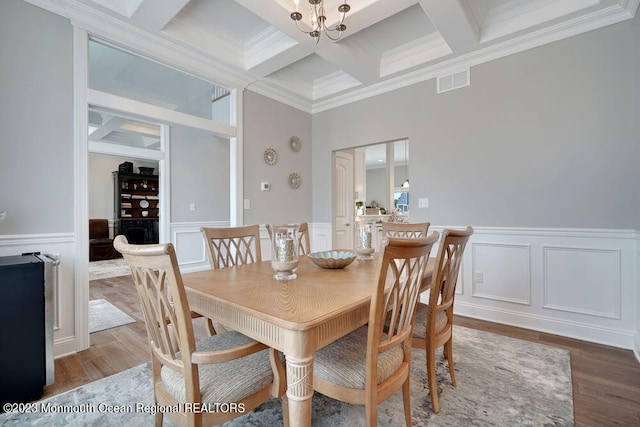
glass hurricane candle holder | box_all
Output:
[355,221,375,260]
[270,224,300,280]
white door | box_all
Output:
[333,151,354,249]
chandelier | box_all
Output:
[290,0,351,44]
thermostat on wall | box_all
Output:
[261,182,271,191]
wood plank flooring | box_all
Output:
[43,275,640,426]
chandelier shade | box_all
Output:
[290,0,351,44]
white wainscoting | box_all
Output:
[447,227,636,349]
[314,224,638,350]
[170,221,231,273]
[0,233,77,357]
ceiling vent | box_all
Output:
[437,69,470,94]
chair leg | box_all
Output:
[444,338,456,387]
[426,343,440,414]
[402,376,412,427]
[269,349,290,427]
[281,395,290,427]
[205,318,217,336]
[365,402,378,427]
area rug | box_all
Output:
[0,326,573,426]
[89,258,130,281]
[89,299,136,334]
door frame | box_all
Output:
[73,28,241,352]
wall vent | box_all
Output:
[437,69,470,94]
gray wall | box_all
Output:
[312,14,640,229]
[243,91,312,225]
[0,0,73,234]
[170,126,230,222]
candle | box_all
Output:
[277,238,295,261]
[359,230,372,249]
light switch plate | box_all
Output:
[418,198,429,208]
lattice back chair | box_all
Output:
[381,222,430,239]
[201,225,262,269]
[199,225,263,334]
[313,233,439,426]
[113,235,288,427]
[411,226,473,413]
[265,223,311,256]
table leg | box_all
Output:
[285,355,314,426]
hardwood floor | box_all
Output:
[44,275,640,426]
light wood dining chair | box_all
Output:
[113,235,288,427]
[381,221,430,239]
[265,222,311,256]
[411,226,473,413]
[201,225,262,269]
[313,233,439,426]
[200,225,263,334]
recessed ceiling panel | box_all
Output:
[341,4,436,61]
[163,0,276,66]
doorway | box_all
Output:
[333,139,410,248]
[333,150,355,249]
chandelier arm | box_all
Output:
[323,30,343,41]
[293,18,314,36]
[290,1,349,43]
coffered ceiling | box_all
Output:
[30,0,638,113]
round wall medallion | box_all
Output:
[264,148,278,165]
[288,172,301,189]
[289,136,302,152]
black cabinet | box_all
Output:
[113,171,159,244]
[0,254,55,404]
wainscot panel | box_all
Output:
[0,233,76,358]
[170,222,229,273]
[316,224,637,350]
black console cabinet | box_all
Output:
[113,171,159,244]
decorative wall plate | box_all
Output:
[139,199,150,208]
[288,172,301,189]
[264,148,278,165]
[289,136,301,152]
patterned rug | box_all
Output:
[0,326,573,426]
[89,259,130,281]
[89,299,136,333]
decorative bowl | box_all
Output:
[308,250,357,269]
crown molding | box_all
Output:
[24,0,638,115]
[25,0,252,91]
[380,33,452,77]
[247,80,313,114]
[311,0,638,113]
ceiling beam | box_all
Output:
[315,43,379,85]
[88,115,127,141]
[130,0,191,31]
[418,0,479,52]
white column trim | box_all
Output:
[73,26,90,352]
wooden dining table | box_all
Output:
[183,253,435,426]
